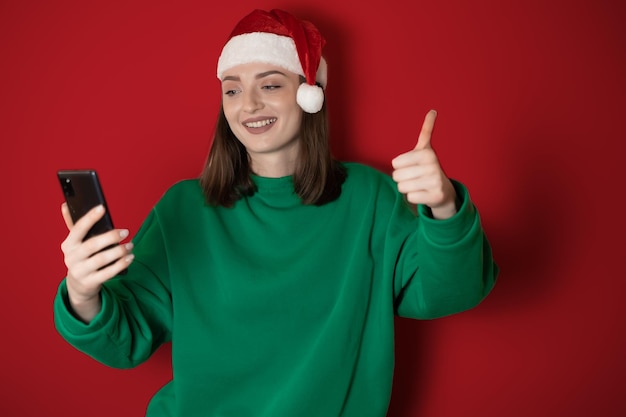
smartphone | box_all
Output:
[57,169,127,274]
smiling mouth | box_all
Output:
[244,118,277,128]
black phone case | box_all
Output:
[57,169,127,274]
[57,170,114,240]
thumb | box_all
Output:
[61,203,75,230]
[415,109,437,150]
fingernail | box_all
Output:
[120,229,129,239]
[95,205,104,213]
[125,242,134,250]
[125,254,135,263]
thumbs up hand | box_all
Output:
[391,110,458,219]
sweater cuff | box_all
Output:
[417,180,478,246]
[54,279,115,337]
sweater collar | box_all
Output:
[251,174,295,192]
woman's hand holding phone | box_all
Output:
[60,203,134,323]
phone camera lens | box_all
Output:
[62,178,75,197]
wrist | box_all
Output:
[429,182,459,220]
[430,200,457,220]
[68,291,102,324]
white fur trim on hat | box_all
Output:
[217,32,303,80]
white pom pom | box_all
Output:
[297,84,324,113]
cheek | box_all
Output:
[288,108,303,131]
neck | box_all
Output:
[250,157,296,178]
[248,143,300,178]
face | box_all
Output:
[221,62,303,176]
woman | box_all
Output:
[55,9,498,417]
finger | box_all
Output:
[405,190,434,206]
[82,228,130,256]
[414,109,437,150]
[84,241,134,273]
[391,146,438,169]
[392,164,431,183]
[396,174,440,196]
[67,205,106,243]
[64,229,130,278]
[396,178,427,195]
[73,249,134,291]
[88,253,134,283]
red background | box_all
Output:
[1,0,625,416]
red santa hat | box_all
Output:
[217,9,327,113]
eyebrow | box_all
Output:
[222,70,287,82]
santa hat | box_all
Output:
[217,9,327,113]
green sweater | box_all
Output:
[54,162,497,417]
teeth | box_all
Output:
[244,118,276,128]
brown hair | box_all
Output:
[199,100,346,207]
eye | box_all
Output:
[223,89,239,96]
[262,84,281,91]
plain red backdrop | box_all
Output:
[1,0,625,416]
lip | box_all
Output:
[241,117,277,134]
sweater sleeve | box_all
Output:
[53,208,173,369]
[392,180,498,319]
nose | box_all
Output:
[242,89,263,113]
